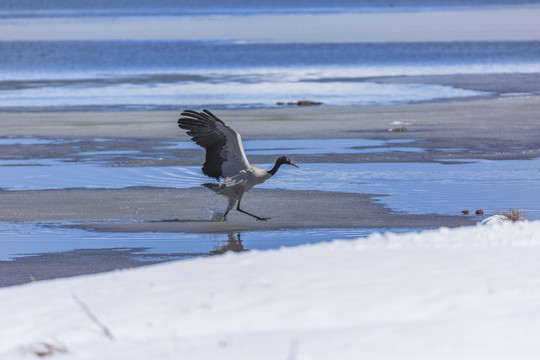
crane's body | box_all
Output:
[177,109,298,221]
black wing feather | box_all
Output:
[178,109,227,180]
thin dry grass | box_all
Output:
[501,208,528,222]
[31,342,68,357]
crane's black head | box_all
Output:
[269,156,299,175]
[277,156,299,168]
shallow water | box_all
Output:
[2,138,539,219]
[1,135,539,284]
[0,222,408,262]
[160,138,424,155]
[273,160,540,218]
[1,135,538,283]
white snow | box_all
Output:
[481,214,514,225]
[2,221,540,359]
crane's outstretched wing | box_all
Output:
[177,109,250,180]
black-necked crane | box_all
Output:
[177,109,298,221]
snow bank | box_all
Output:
[481,214,513,225]
[2,222,540,359]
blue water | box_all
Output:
[3,41,540,76]
[2,40,539,111]
[2,138,539,219]
[0,222,413,262]
[1,0,538,18]
[1,1,540,111]
[3,159,540,218]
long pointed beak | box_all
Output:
[289,161,299,168]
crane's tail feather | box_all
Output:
[202,183,221,193]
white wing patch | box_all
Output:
[219,126,251,179]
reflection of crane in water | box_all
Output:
[210,233,248,255]
[177,109,298,221]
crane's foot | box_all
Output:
[236,206,269,221]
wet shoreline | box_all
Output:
[0,188,476,231]
[1,97,539,154]
[1,96,539,287]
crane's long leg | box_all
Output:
[236,194,269,221]
[222,197,237,221]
